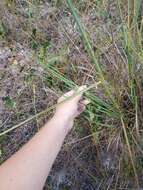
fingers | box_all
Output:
[81,99,90,105]
[58,85,87,104]
[56,86,90,120]
[58,90,74,103]
[77,102,86,115]
[73,85,87,103]
[77,98,90,115]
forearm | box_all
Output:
[0,116,70,190]
[0,86,86,190]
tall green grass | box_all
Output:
[1,0,143,188]
[65,0,142,188]
[66,0,122,115]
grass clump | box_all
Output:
[66,0,143,188]
[0,0,143,189]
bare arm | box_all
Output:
[0,86,87,190]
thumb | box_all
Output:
[73,85,87,103]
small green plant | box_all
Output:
[3,96,16,109]
[0,23,5,37]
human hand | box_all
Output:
[54,86,89,125]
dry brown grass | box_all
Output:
[0,0,143,189]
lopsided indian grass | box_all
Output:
[66,0,121,116]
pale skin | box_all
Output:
[0,86,88,190]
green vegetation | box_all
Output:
[0,0,143,189]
